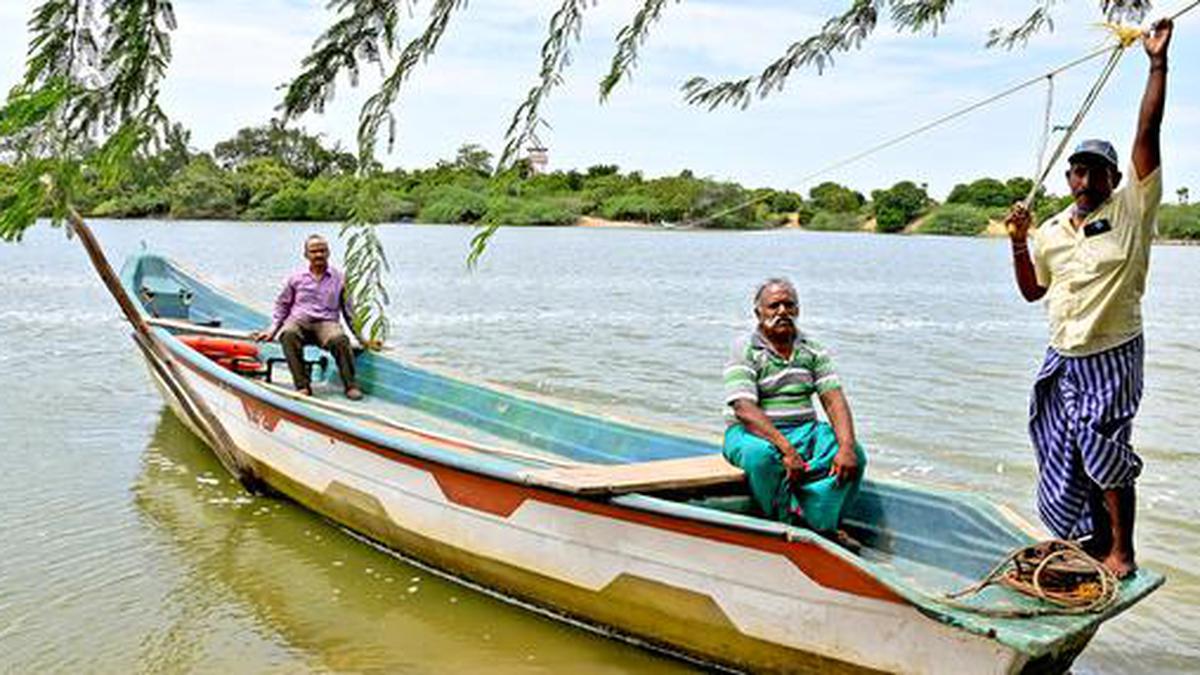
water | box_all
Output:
[1,220,1197,673]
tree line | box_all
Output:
[1,119,1195,240]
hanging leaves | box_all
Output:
[1,0,177,239]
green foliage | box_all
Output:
[767,190,804,213]
[599,193,662,221]
[418,185,488,223]
[449,143,494,175]
[231,158,298,209]
[255,184,309,221]
[484,195,582,226]
[303,175,358,221]
[794,202,817,226]
[947,178,1008,207]
[871,181,929,233]
[167,156,236,219]
[1034,194,1074,224]
[1,0,179,241]
[214,120,355,179]
[91,190,169,218]
[809,181,863,213]
[946,176,1043,209]
[1157,204,1200,240]
[682,2,1150,109]
[920,203,994,236]
[340,213,391,344]
[805,210,861,232]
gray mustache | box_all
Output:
[765,315,795,328]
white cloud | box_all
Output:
[1,0,1197,196]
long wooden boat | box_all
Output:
[109,248,1161,674]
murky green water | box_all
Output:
[1,221,1196,673]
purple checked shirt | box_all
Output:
[268,267,355,338]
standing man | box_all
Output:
[722,278,866,545]
[251,234,377,400]
[1005,19,1173,578]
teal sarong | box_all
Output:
[723,421,866,531]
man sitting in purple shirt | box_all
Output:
[251,234,376,400]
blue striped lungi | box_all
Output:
[1029,335,1144,539]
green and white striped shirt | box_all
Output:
[724,330,841,427]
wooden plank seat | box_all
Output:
[521,453,745,495]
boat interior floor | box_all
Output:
[224,355,1008,591]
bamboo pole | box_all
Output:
[68,211,265,493]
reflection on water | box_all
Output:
[1,221,1197,673]
[131,411,693,674]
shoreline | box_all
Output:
[76,214,1200,244]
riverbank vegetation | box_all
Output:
[2,120,1196,239]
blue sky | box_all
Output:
[1,0,1197,200]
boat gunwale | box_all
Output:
[118,250,1165,659]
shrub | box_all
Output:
[90,191,170,218]
[303,175,357,221]
[920,203,993,236]
[598,193,663,222]
[767,190,804,213]
[809,181,864,213]
[378,192,418,221]
[484,196,582,226]
[805,210,861,231]
[254,184,309,220]
[417,185,487,223]
[168,157,237,219]
[1157,204,1200,240]
[872,181,929,233]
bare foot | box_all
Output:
[344,386,364,401]
[1101,551,1137,579]
[822,529,863,554]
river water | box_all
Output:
[1,221,1196,673]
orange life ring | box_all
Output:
[179,334,260,359]
[215,356,269,375]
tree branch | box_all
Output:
[600,0,677,101]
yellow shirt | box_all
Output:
[1030,165,1162,356]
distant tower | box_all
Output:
[526,131,548,174]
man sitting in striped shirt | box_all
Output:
[723,278,866,543]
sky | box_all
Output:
[1,0,1197,200]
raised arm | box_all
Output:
[1132,18,1172,181]
[1005,204,1047,302]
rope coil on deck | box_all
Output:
[943,539,1120,618]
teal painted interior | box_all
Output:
[121,252,1165,660]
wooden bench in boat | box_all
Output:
[521,454,745,495]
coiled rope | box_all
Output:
[940,539,1120,618]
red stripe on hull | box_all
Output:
[429,467,528,517]
[241,396,283,432]
[166,343,904,604]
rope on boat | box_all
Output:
[940,539,1120,618]
[686,0,1200,228]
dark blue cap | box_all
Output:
[1068,139,1119,170]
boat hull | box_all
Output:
[133,330,1078,675]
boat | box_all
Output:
[94,238,1161,674]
